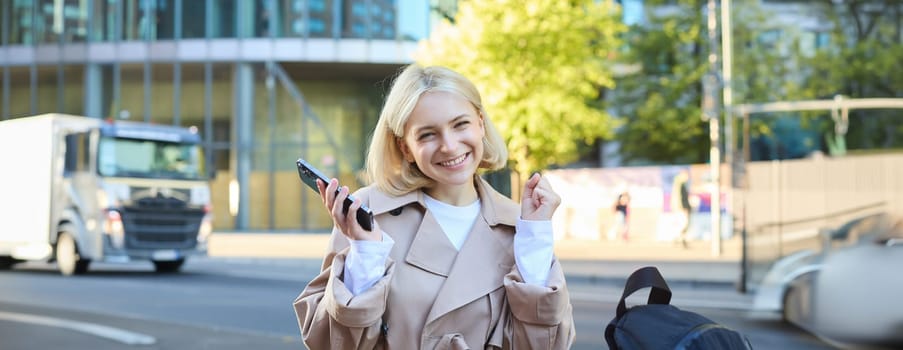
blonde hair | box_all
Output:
[365,64,508,196]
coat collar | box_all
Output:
[367,175,519,227]
[474,175,519,227]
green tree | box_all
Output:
[725,1,822,161]
[793,0,903,151]
[723,0,902,159]
[415,0,626,178]
[610,0,708,164]
[612,0,787,164]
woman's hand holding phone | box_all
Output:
[317,178,382,241]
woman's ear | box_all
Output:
[478,111,486,136]
[396,137,414,163]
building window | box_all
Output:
[154,0,175,39]
[280,0,305,37]
[351,23,365,37]
[815,32,830,49]
[0,1,25,45]
[309,0,326,13]
[309,18,325,35]
[342,0,396,39]
[90,0,116,41]
[307,0,334,38]
[181,0,206,38]
[758,29,789,57]
[209,0,236,38]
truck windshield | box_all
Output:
[97,137,206,180]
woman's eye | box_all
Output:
[417,132,435,140]
[455,121,470,128]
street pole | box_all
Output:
[721,0,737,285]
[721,0,733,197]
[705,0,722,257]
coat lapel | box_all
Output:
[425,216,511,324]
[404,209,458,277]
[367,186,460,277]
[425,177,520,324]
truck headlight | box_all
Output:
[198,204,213,243]
[103,209,125,248]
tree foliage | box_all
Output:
[725,0,903,158]
[612,0,788,164]
[610,0,709,164]
[724,0,824,160]
[792,0,903,150]
[414,0,626,177]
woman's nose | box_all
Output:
[439,134,457,152]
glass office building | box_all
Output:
[0,0,439,231]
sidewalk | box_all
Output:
[207,232,743,288]
[554,237,742,288]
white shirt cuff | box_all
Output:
[344,232,394,296]
[514,219,554,286]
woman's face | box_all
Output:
[400,91,485,190]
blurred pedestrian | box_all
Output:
[607,191,630,241]
[292,64,575,349]
[671,169,691,248]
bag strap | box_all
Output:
[615,266,672,318]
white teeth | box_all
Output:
[439,153,467,167]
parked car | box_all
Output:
[752,213,903,349]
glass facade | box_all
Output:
[0,0,426,231]
[0,0,408,43]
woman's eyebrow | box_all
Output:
[412,124,435,135]
[411,114,470,134]
[449,114,469,123]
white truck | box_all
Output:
[0,114,213,275]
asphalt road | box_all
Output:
[0,257,834,349]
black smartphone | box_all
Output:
[296,158,374,231]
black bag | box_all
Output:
[604,266,753,350]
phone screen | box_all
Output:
[295,158,374,231]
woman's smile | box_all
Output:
[437,152,471,168]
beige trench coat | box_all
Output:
[293,177,575,349]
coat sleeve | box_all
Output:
[500,257,575,349]
[293,228,396,350]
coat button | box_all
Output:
[389,207,403,216]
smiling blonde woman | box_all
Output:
[293,64,575,349]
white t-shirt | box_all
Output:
[423,193,480,250]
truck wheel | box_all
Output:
[153,259,185,273]
[56,231,90,276]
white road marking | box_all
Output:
[0,311,156,345]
